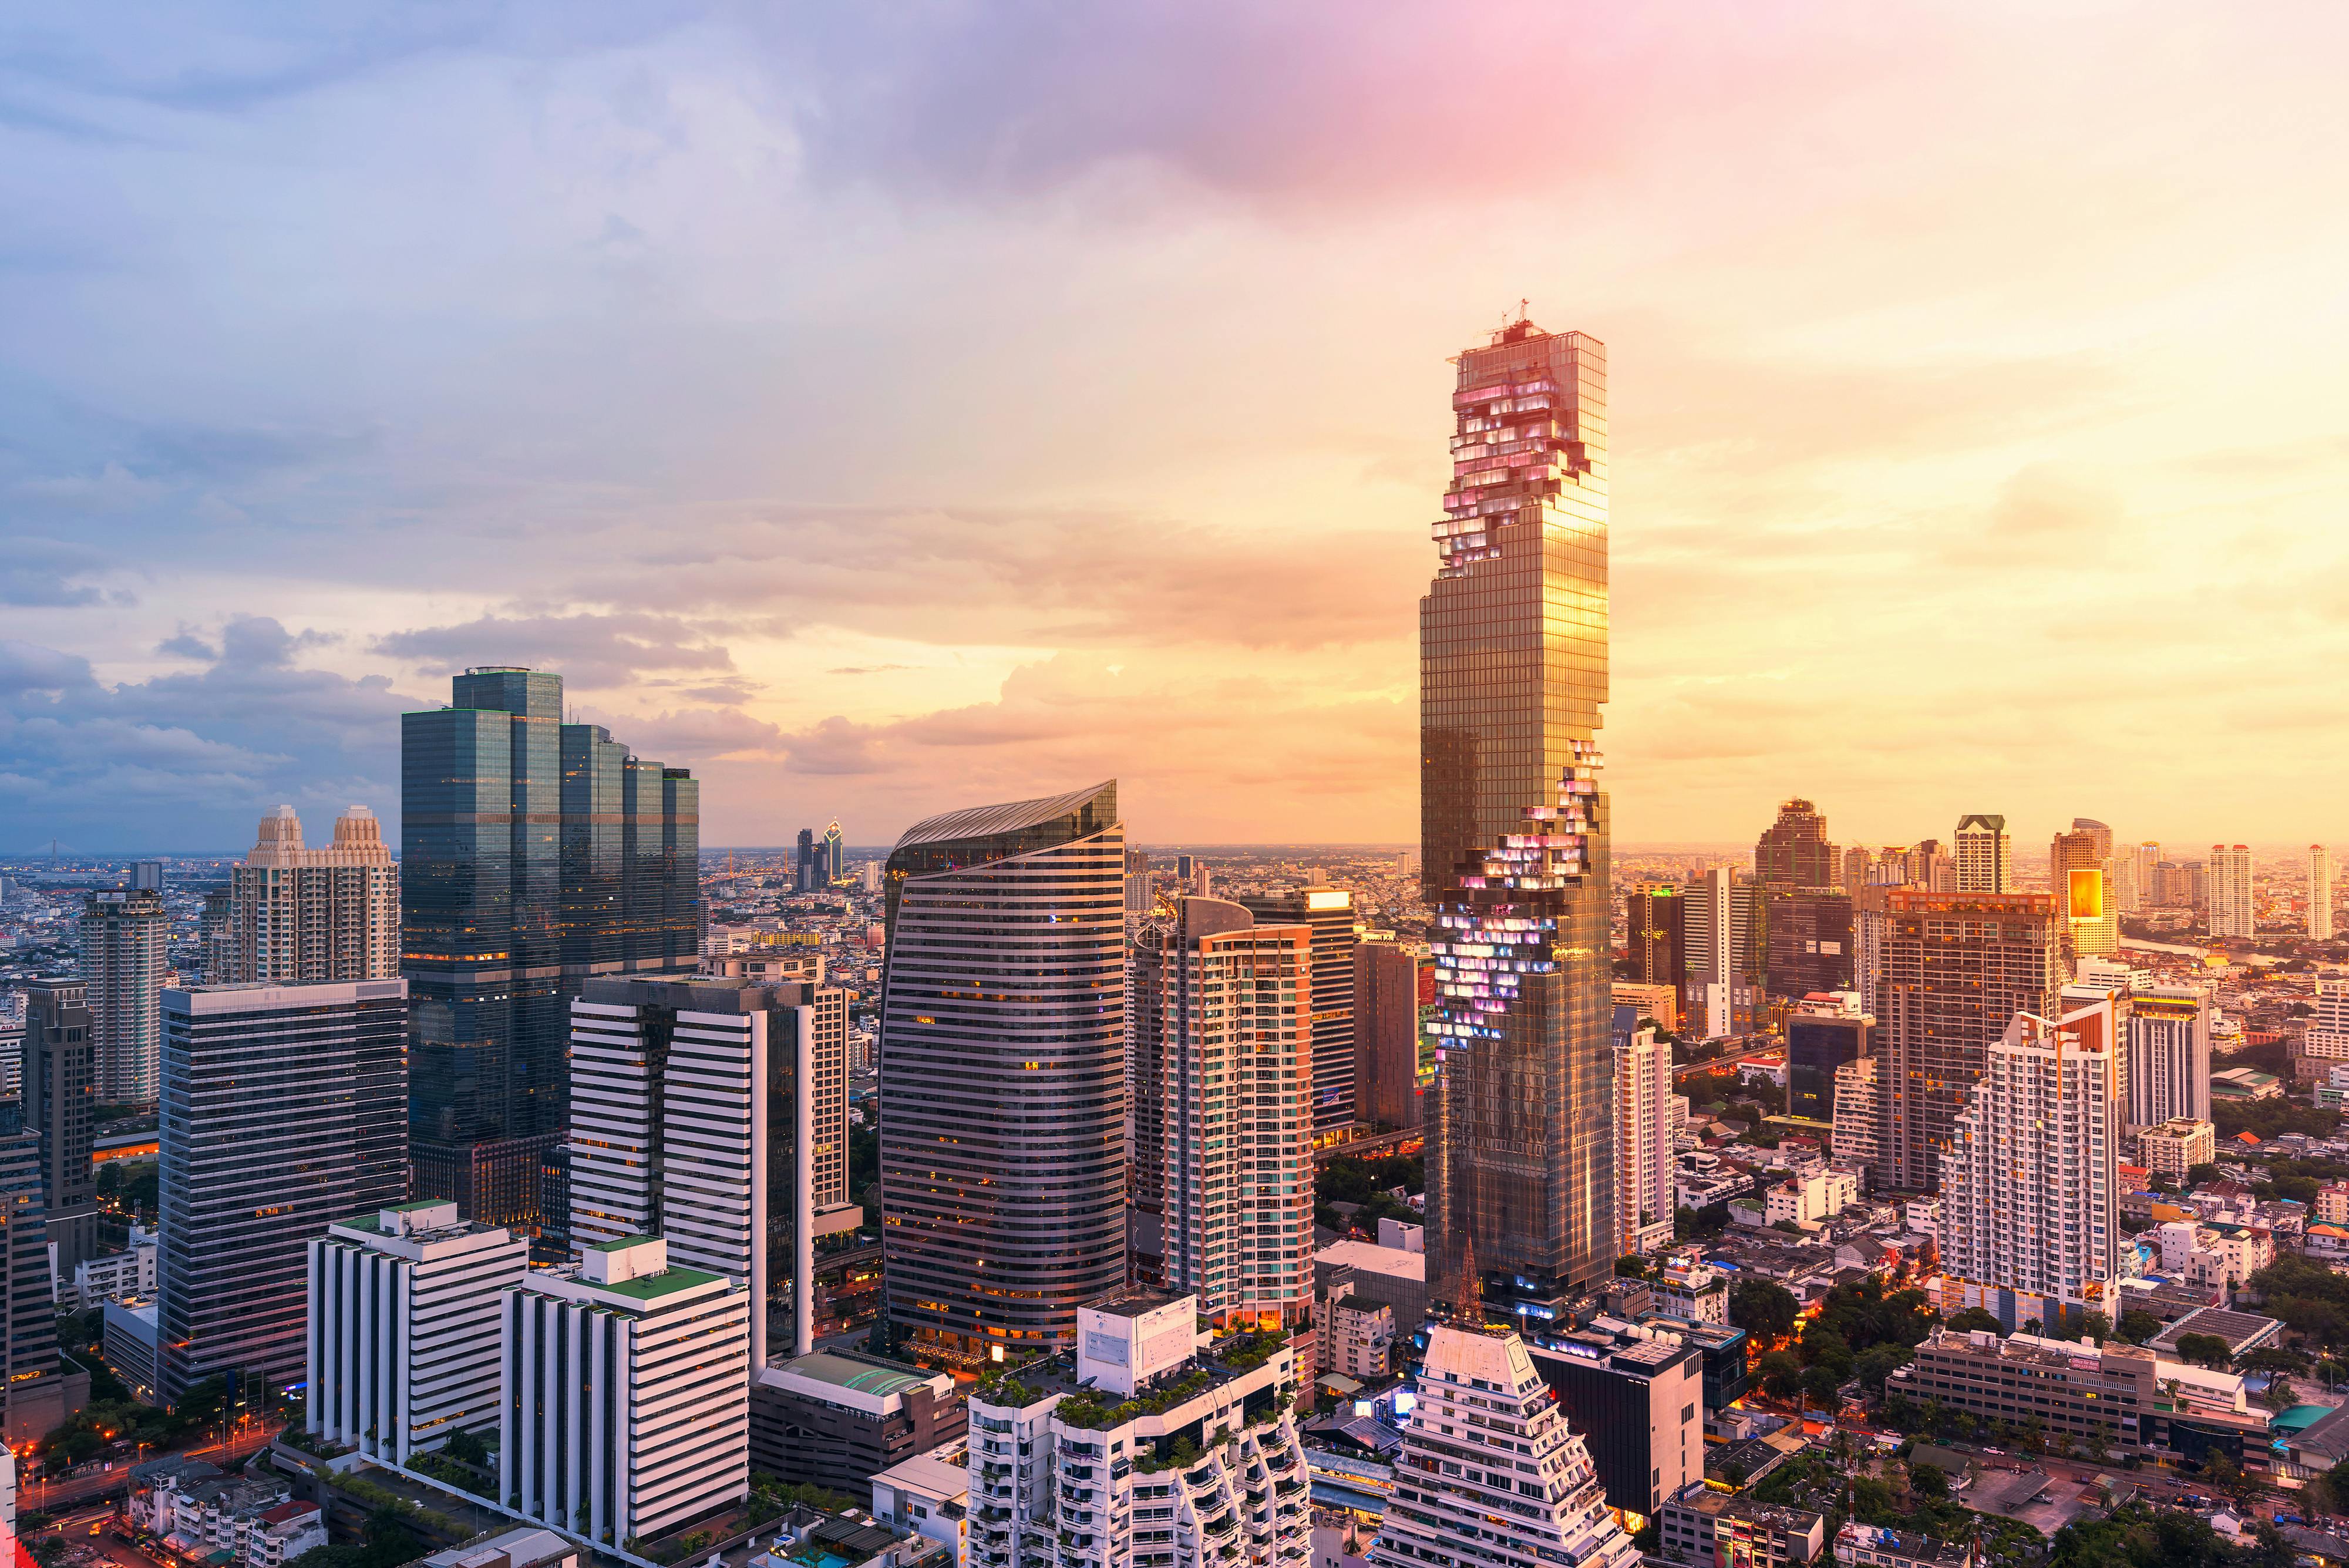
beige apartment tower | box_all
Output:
[210,805,399,984]
[2208,844,2254,939]
[1954,814,2011,894]
[2313,845,2334,941]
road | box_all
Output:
[21,1425,281,1515]
[25,1504,170,1568]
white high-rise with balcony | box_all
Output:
[1613,1021,1674,1256]
[1954,814,2011,894]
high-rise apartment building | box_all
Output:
[1954,815,2011,894]
[1829,1058,1878,1170]
[2208,844,2254,938]
[2123,984,2213,1128]
[2051,823,2118,961]
[1612,1011,1673,1256]
[1123,848,1153,927]
[1421,315,1614,1315]
[1354,941,1422,1131]
[569,975,855,1367]
[1872,889,2059,1193]
[159,980,408,1401]
[2113,841,2160,914]
[499,1235,750,1547]
[210,805,398,984]
[1754,798,1836,889]
[879,782,1125,1365]
[1237,883,1358,1130]
[1157,901,1315,1331]
[1627,886,1684,989]
[130,860,163,893]
[1367,1325,1638,1568]
[0,1101,80,1444]
[402,667,701,1227]
[1940,999,2128,1331]
[23,979,100,1274]
[1903,839,1956,893]
[306,1200,529,1463]
[1126,922,1171,1280]
[80,888,166,1107]
[2313,845,2335,941]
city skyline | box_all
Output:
[8,6,2349,849]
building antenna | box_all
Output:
[1519,297,1530,322]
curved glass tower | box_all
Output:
[879,780,1126,1366]
[1421,318,1615,1312]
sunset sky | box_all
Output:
[7,2,2349,852]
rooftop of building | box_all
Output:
[423,1526,578,1568]
[1089,1285,1186,1317]
[972,1323,1293,1419]
[1666,1483,1823,1532]
[1837,1521,1974,1565]
[1313,1239,1425,1284]
[2150,1307,2283,1357]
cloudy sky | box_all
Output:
[6,2,2349,853]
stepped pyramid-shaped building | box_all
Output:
[1368,1324,1640,1568]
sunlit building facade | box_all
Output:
[1420,316,1615,1314]
[2313,844,2335,941]
[2209,844,2254,938]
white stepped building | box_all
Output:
[1367,1324,1640,1568]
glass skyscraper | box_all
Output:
[1420,318,1614,1313]
[402,667,701,1229]
[877,780,1125,1367]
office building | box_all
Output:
[1657,1490,1823,1568]
[2125,983,2213,1128]
[2136,1118,2216,1184]
[1785,1003,1867,1129]
[210,806,398,985]
[963,1290,1311,1568]
[1419,315,1617,1315]
[305,1201,529,1463]
[158,980,408,1401]
[824,822,844,886]
[1613,1011,1673,1256]
[0,1018,18,1101]
[1953,815,2010,894]
[569,975,857,1368]
[1529,1324,1704,1516]
[23,978,101,1274]
[1367,1325,1637,1568]
[1939,999,2126,1329]
[1627,886,1685,988]
[82,887,167,1107]
[1761,887,1852,998]
[1354,943,1422,1130]
[879,781,1125,1366]
[1156,900,1315,1330]
[2050,823,2118,961]
[1754,798,1835,889]
[748,1351,957,1494]
[1680,867,1761,1040]
[795,828,816,893]
[0,1101,85,1444]
[402,667,700,1228]
[2313,845,2334,941]
[2209,844,2254,938]
[1237,883,1359,1130]
[499,1235,751,1547]
[1890,1327,2262,1457]
[1872,889,2059,1193]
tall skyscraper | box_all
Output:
[23,980,100,1274]
[1755,798,1836,888]
[402,667,700,1227]
[795,827,816,893]
[1125,920,1171,1280]
[2123,983,2213,1128]
[1953,815,2011,893]
[159,979,408,1401]
[823,821,844,886]
[1367,1325,1638,1568]
[2313,845,2335,941]
[2209,844,2254,938]
[1156,900,1315,1331]
[1354,941,1422,1131]
[1872,889,2059,1193]
[569,975,853,1366]
[1627,886,1684,989]
[80,888,166,1107]
[210,805,398,984]
[2050,823,2118,963]
[1236,882,1359,1129]
[1939,998,2127,1331]
[1421,316,1613,1314]
[0,1100,78,1444]
[1611,1009,1672,1256]
[879,781,1125,1365]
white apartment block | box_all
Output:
[499,1237,750,1549]
[209,805,398,984]
[1365,1325,1638,1568]
[1160,916,1317,1331]
[307,1200,527,1464]
[2135,1118,2216,1183]
[1940,1000,2129,1325]
[2155,1220,2274,1293]
[2208,844,2255,938]
[1764,1167,1858,1227]
[1954,814,2011,894]
[964,1290,1311,1568]
[1830,1058,1877,1170]
[72,1227,157,1309]
[1315,1283,1395,1383]
[1650,1262,1729,1325]
[1614,1022,1674,1256]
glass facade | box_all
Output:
[159,980,408,1401]
[1421,320,1615,1308]
[878,781,1126,1365]
[1785,1013,1867,1125]
[401,667,701,1229]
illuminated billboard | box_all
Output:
[2068,868,2104,921]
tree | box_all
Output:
[1802,1364,1844,1412]
[1945,1307,2002,1335]
[2073,1310,2111,1345]
[2115,1309,2162,1345]
[2186,1162,2223,1187]
[1908,1461,1949,1500]
[1731,1279,1799,1341]
[1855,1343,1915,1392]
[2022,1317,2044,1336]
[1799,1323,1855,1379]
[1758,1350,1805,1402]
[2173,1332,2234,1370]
